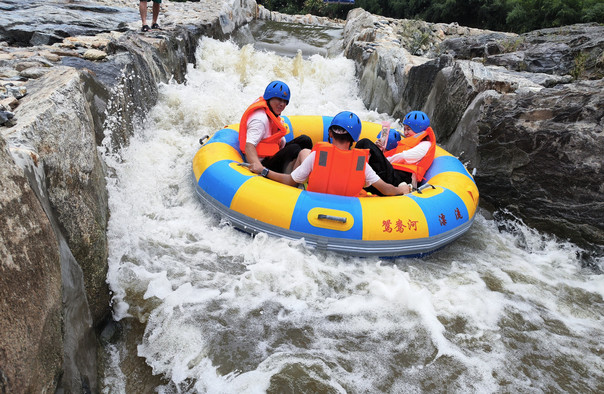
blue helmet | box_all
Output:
[330,111,362,141]
[263,81,291,102]
[402,111,430,133]
[377,128,402,151]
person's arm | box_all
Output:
[387,141,430,164]
[265,169,298,186]
[245,143,264,174]
[372,179,411,196]
[245,114,269,174]
[264,151,314,187]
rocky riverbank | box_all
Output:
[1,0,258,391]
[1,0,602,391]
[341,9,603,255]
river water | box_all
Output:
[101,22,604,393]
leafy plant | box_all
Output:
[571,51,588,80]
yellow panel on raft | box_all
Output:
[193,141,242,181]
[360,196,430,241]
[429,172,479,219]
[307,208,354,232]
[286,116,325,143]
[230,175,302,229]
[359,121,384,140]
[434,145,453,158]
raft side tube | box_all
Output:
[194,180,475,257]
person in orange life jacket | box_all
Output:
[356,110,434,195]
[240,81,313,175]
[263,111,412,196]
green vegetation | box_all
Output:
[257,0,604,33]
[571,51,587,79]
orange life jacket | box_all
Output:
[307,142,369,197]
[238,97,289,157]
[384,126,436,182]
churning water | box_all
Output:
[102,34,604,393]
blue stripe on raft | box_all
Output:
[322,116,334,141]
[290,192,364,239]
[424,156,474,182]
[207,128,241,152]
[408,188,469,237]
[282,116,294,142]
[198,160,252,207]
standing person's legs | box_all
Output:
[139,0,149,31]
[151,0,161,28]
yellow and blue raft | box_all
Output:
[192,116,479,257]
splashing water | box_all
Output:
[103,37,604,393]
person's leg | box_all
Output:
[287,135,313,151]
[286,135,312,171]
[139,0,149,29]
[151,0,160,27]
[262,135,313,173]
[356,138,412,195]
[394,169,412,185]
[261,144,300,173]
[356,138,396,183]
[292,148,311,171]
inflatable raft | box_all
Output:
[192,116,479,257]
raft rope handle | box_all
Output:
[317,214,347,223]
[199,135,210,145]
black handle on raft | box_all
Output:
[318,214,347,223]
[416,183,436,194]
[199,135,209,145]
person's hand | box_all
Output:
[375,138,385,150]
[249,161,264,174]
[397,182,412,195]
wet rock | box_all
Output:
[19,66,50,79]
[11,67,111,325]
[257,4,344,27]
[449,79,604,248]
[0,136,63,393]
[83,48,107,60]
[1,82,27,99]
[441,23,604,79]
[39,50,61,62]
[14,60,48,71]
[0,0,139,46]
[0,108,15,125]
[0,96,18,109]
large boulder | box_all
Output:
[484,23,604,79]
[424,60,571,141]
[0,136,63,392]
[12,67,112,325]
[342,9,604,252]
[448,80,604,248]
